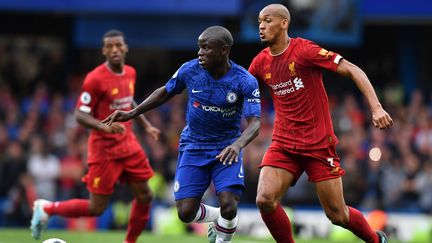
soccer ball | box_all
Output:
[42,238,66,243]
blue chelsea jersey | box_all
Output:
[165,59,261,151]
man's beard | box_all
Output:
[260,39,270,47]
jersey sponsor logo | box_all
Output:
[226,92,238,103]
[111,88,119,96]
[252,89,260,97]
[248,89,261,103]
[289,61,297,76]
[265,73,271,79]
[80,92,91,104]
[192,88,203,93]
[270,77,304,96]
[293,78,304,90]
[109,96,133,110]
[247,98,261,103]
[174,181,180,192]
[194,100,237,117]
[318,48,334,59]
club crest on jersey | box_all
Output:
[111,88,119,96]
[226,92,238,103]
[289,61,297,76]
[174,181,180,192]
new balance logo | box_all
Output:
[293,78,304,90]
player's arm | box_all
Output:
[102,86,173,125]
[74,109,125,134]
[336,59,393,129]
[132,100,161,141]
[216,116,260,165]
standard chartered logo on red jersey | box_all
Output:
[110,96,133,110]
[269,77,304,96]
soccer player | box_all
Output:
[30,30,161,243]
[248,4,393,243]
[103,26,261,243]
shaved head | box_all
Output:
[200,26,233,48]
[260,4,290,23]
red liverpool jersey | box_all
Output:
[249,38,343,150]
[76,63,142,162]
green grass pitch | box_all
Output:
[0,229,399,243]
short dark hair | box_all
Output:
[203,26,233,48]
[102,29,125,43]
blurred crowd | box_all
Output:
[1,35,432,229]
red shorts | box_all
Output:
[82,150,154,195]
[260,141,345,185]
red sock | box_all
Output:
[260,204,294,243]
[44,199,92,217]
[345,207,378,243]
[125,200,151,243]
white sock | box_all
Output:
[215,215,238,243]
[193,203,220,223]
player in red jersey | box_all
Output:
[248,4,393,243]
[30,30,161,243]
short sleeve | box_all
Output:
[165,65,186,95]
[242,75,261,118]
[76,74,101,114]
[248,55,262,82]
[301,39,343,72]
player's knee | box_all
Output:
[256,193,278,212]
[177,208,195,223]
[89,204,107,216]
[135,190,153,204]
[219,201,238,220]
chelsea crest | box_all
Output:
[226,92,238,103]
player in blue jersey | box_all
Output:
[103,26,261,243]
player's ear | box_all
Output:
[221,44,230,56]
[281,19,289,30]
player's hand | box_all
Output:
[101,122,125,134]
[372,107,393,129]
[216,144,241,165]
[145,126,161,141]
[102,110,133,125]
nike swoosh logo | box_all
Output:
[238,174,244,178]
[192,89,203,93]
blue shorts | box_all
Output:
[173,149,245,200]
